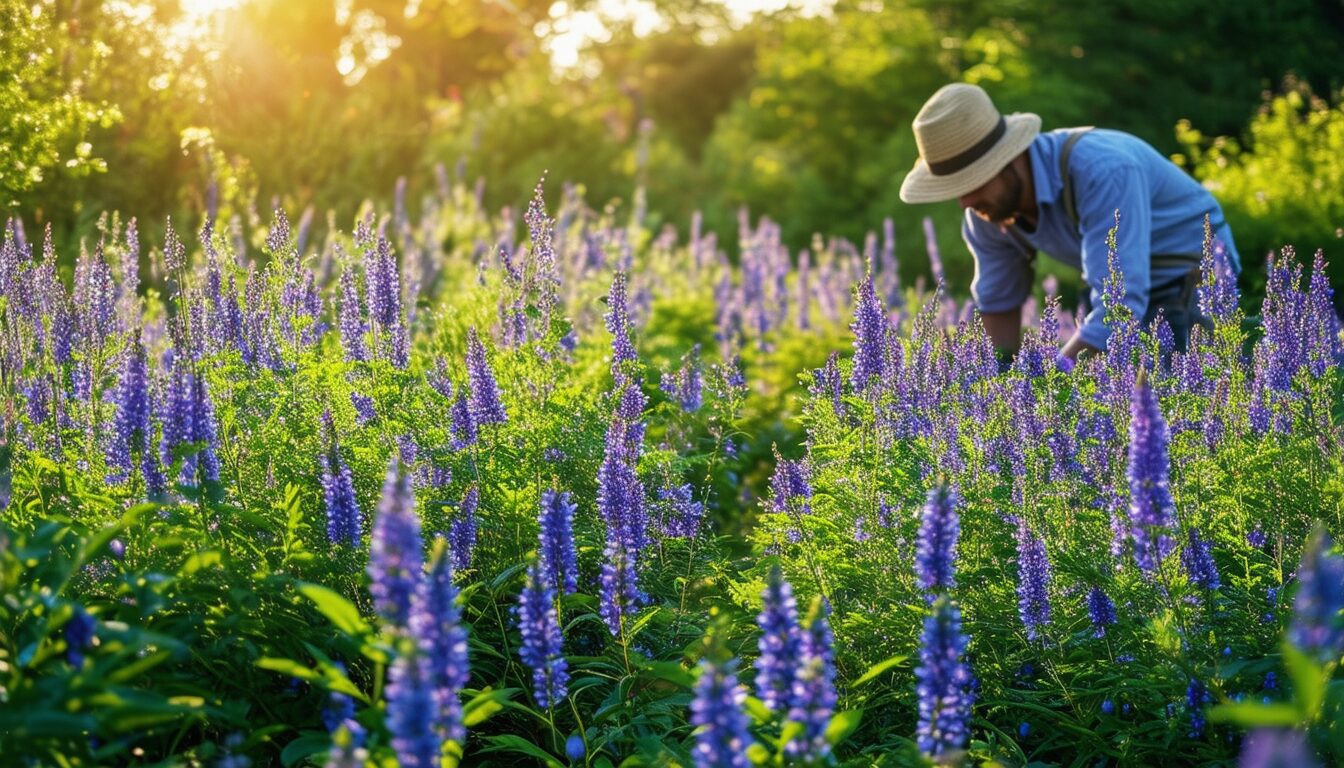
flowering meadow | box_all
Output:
[1,174,1342,768]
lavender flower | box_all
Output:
[1181,528,1221,591]
[538,489,578,595]
[755,567,803,711]
[787,601,837,761]
[1289,530,1344,660]
[1086,586,1118,638]
[368,460,423,627]
[690,656,753,768]
[449,486,479,572]
[410,539,469,746]
[599,541,643,636]
[1127,371,1176,575]
[916,485,960,596]
[916,598,975,758]
[1015,521,1052,642]
[465,327,507,425]
[516,560,568,708]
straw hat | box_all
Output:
[899,83,1041,204]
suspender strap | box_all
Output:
[1059,127,1093,232]
[1059,128,1199,269]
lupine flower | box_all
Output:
[606,271,638,372]
[1288,530,1344,660]
[516,560,569,708]
[364,236,401,332]
[160,366,221,486]
[321,664,356,733]
[351,393,377,425]
[1186,678,1208,738]
[1198,222,1239,324]
[1238,729,1319,768]
[850,273,887,392]
[657,483,704,539]
[65,605,97,667]
[1181,528,1221,591]
[690,655,753,768]
[465,327,507,425]
[787,601,837,761]
[1247,526,1266,549]
[410,540,469,746]
[338,264,368,362]
[659,344,704,412]
[1086,586,1118,638]
[449,485,479,572]
[106,335,158,487]
[599,541,643,636]
[385,642,439,768]
[565,735,585,762]
[755,567,802,711]
[1015,521,1052,642]
[321,417,362,547]
[916,598,975,758]
[1127,371,1176,575]
[770,452,813,517]
[368,461,422,627]
[916,485,960,596]
[538,489,578,595]
[449,390,477,449]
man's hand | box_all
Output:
[1059,332,1101,363]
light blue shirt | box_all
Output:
[963,128,1240,349]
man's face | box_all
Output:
[958,163,1022,229]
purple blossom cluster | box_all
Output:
[516,560,568,708]
[690,655,754,768]
[1126,372,1176,575]
[916,485,959,597]
[538,489,579,595]
[915,597,975,758]
[1015,521,1052,642]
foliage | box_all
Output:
[1177,77,1344,303]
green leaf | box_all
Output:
[297,582,371,637]
[637,659,695,689]
[463,687,518,727]
[824,709,863,746]
[1208,701,1301,727]
[478,734,563,767]
[1283,643,1328,720]
[852,654,908,686]
[281,732,333,768]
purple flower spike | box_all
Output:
[516,560,568,708]
[754,567,802,712]
[1015,521,1052,642]
[690,655,753,768]
[368,460,423,628]
[916,485,960,597]
[1086,586,1118,638]
[410,539,469,746]
[465,327,507,425]
[449,486,479,573]
[915,598,975,758]
[538,489,578,595]
[787,601,837,761]
[1127,371,1176,575]
[1289,530,1344,660]
[1181,528,1221,591]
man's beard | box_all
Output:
[984,165,1022,225]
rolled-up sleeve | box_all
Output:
[1075,163,1151,350]
[963,211,1033,314]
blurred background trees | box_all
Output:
[4,0,1343,294]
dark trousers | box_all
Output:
[1079,261,1206,353]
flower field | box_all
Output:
[1,176,1342,768]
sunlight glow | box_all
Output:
[178,0,243,17]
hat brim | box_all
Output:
[899,113,1041,204]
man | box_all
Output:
[898,83,1240,362]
